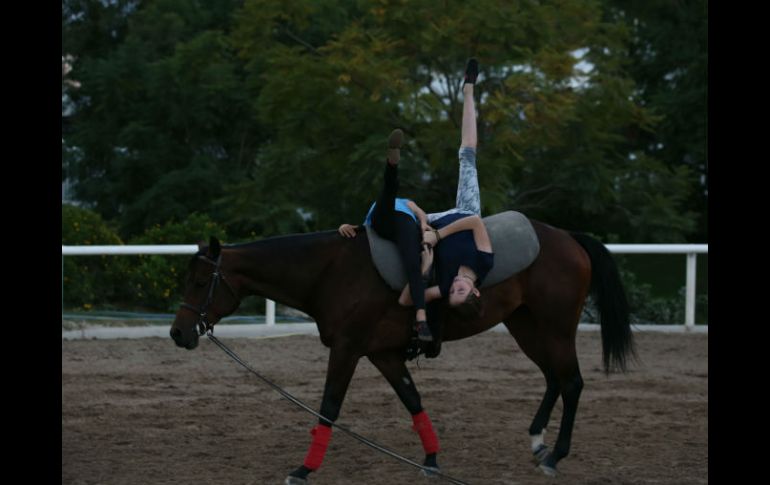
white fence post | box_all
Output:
[685,253,697,329]
[266,299,276,326]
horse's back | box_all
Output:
[528,220,592,275]
[522,220,592,320]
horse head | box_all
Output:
[170,236,242,349]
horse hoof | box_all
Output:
[538,463,558,477]
[533,448,558,476]
[421,466,440,478]
[284,476,308,485]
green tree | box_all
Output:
[220,0,696,242]
[604,0,707,241]
[62,0,136,59]
[62,204,130,309]
[127,212,228,311]
[65,0,258,238]
[64,0,704,244]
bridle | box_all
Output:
[179,253,238,336]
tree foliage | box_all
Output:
[63,0,706,244]
[126,212,228,311]
[62,204,129,308]
[64,0,257,236]
[604,0,707,241]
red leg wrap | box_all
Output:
[412,411,440,454]
[303,424,333,470]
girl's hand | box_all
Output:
[423,229,439,248]
[338,224,358,238]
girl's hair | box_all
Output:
[450,291,483,320]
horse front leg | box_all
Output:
[368,351,440,475]
[285,346,360,485]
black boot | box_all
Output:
[416,320,433,342]
[387,128,403,165]
[464,58,478,85]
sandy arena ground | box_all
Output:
[62,330,707,484]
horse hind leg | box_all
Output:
[503,310,583,477]
[502,312,559,471]
[528,372,560,465]
[549,363,583,470]
[285,346,360,485]
[533,349,583,476]
[367,351,440,476]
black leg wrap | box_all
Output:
[288,465,312,479]
[422,452,440,476]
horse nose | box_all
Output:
[170,328,182,341]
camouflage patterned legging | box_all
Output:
[426,147,480,223]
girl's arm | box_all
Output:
[398,285,443,306]
[406,200,432,233]
[426,215,492,252]
[425,285,442,302]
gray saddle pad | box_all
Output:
[365,210,540,291]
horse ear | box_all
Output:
[208,236,221,259]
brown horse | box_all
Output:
[170,217,634,482]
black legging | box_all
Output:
[370,162,426,311]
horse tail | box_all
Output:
[570,232,636,374]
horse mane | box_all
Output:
[186,230,345,269]
[223,230,344,250]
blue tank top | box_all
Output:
[363,198,417,225]
[432,212,494,297]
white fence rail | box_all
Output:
[62,243,708,328]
